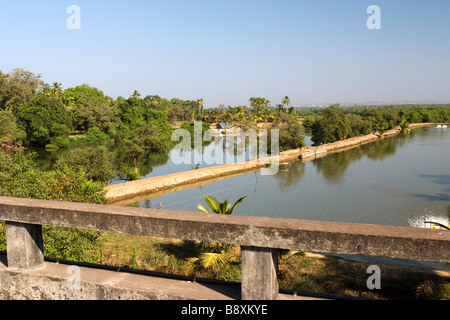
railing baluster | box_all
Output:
[5,221,44,270]
[241,246,279,300]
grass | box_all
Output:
[98,232,242,282]
[97,233,450,300]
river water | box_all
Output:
[130,126,450,229]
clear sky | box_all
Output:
[1,0,449,108]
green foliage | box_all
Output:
[0,110,26,144]
[0,222,5,251]
[81,127,111,143]
[197,195,247,215]
[0,151,107,203]
[0,68,44,114]
[61,84,118,133]
[249,97,270,113]
[307,104,450,145]
[180,121,211,147]
[18,93,71,148]
[55,145,115,184]
[42,227,103,263]
[190,195,247,273]
[311,104,349,145]
[274,113,306,151]
[115,122,172,180]
[0,151,107,261]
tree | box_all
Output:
[55,145,116,184]
[275,114,306,151]
[0,68,44,114]
[0,151,107,263]
[61,84,118,133]
[258,107,274,124]
[282,96,291,109]
[0,110,26,145]
[52,82,63,96]
[197,98,204,116]
[311,104,349,145]
[118,122,172,178]
[170,105,181,124]
[249,97,270,113]
[131,90,141,99]
[18,93,71,148]
[345,113,373,136]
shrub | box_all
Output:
[0,151,107,262]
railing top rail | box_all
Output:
[1,196,449,263]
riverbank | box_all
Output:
[105,122,448,202]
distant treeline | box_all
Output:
[300,104,450,145]
[0,68,211,181]
[1,68,449,179]
[0,69,304,180]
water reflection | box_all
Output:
[313,150,361,185]
[362,137,400,161]
[272,161,305,190]
[131,127,450,228]
[313,132,418,185]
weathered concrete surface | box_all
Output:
[1,197,449,263]
[241,247,279,300]
[5,222,44,270]
[0,255,314,300]
[105,123,449,202]
[1,196,448,300]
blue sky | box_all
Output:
[1,0,449,107]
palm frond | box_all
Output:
[204,195,220,213]
[199,252,229,269]
[226,195,247,215]
[197,203,209,214]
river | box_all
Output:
[129,126,450,229]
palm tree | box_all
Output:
[282,96,291,109]
[249,97,270,113]
[197,98,204,116]
[190,195,247,272]
[52,82,63,95]
[131,90,141,99]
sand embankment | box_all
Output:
[106,153,301,202]
[105,122,447,202]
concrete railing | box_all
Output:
[1,196,449,300]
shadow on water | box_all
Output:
[413,174,450,202]
[412,193,450,202]
[417,174,450,186]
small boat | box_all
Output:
[443,125,447,128]
[437,125,442,128]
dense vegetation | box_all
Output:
[301,104,450,145]
[0,151,107,262]
[0,69,308,182]
[1,68,449,299]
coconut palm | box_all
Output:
[282,95,291,108]
[131,90,141,99]
[52,82,63,95]
[197,98,204,115]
